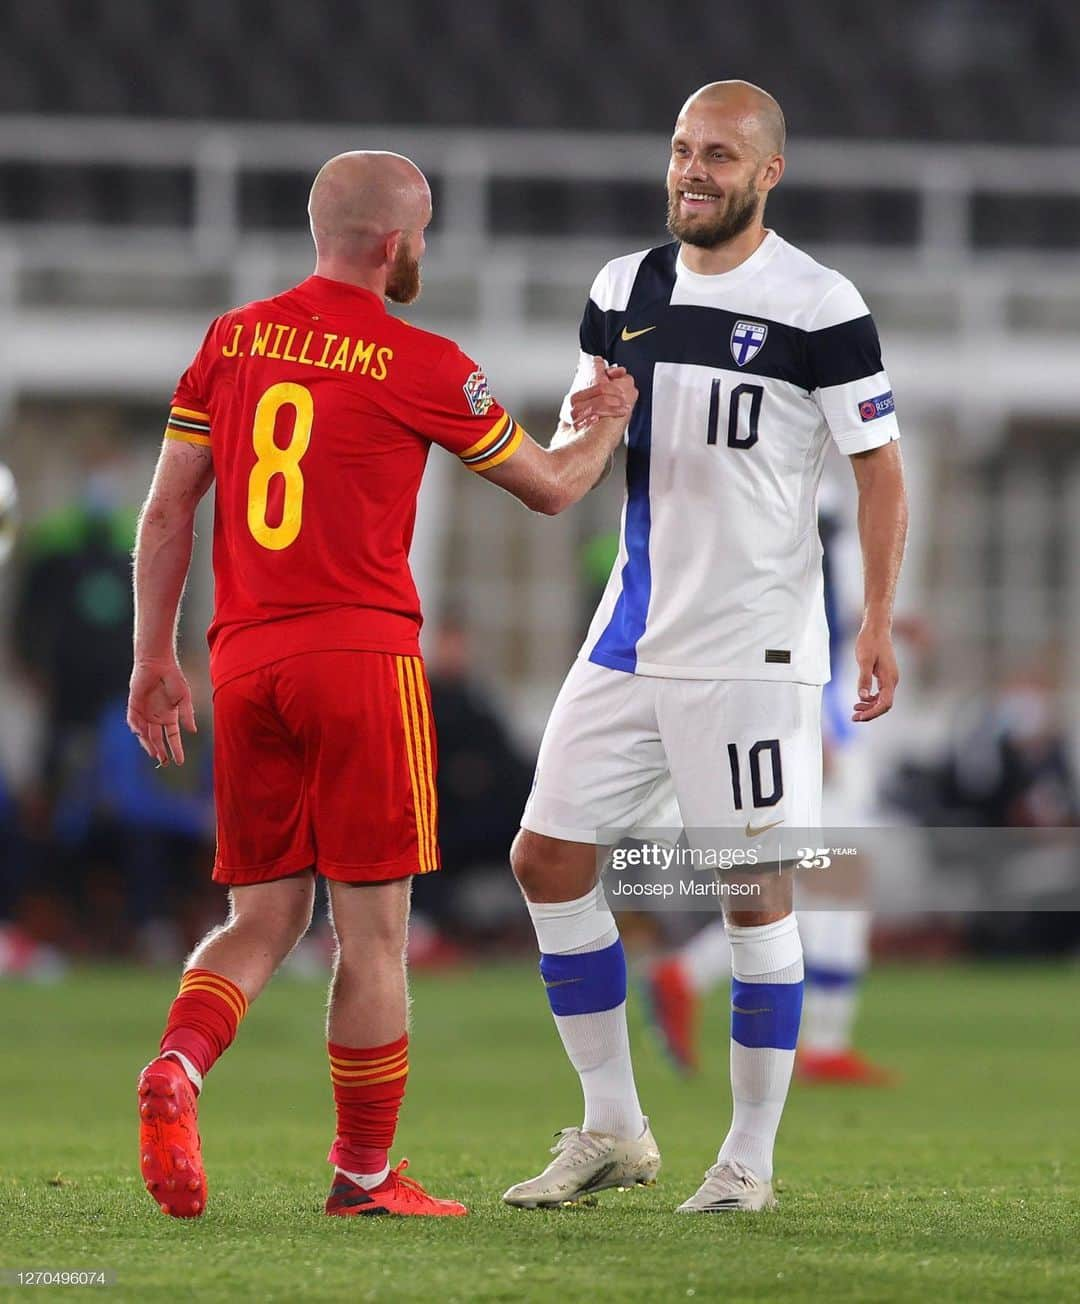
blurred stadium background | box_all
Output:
[0,0,1078,974]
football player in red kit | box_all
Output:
[129,150,635,1218]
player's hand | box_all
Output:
[569,357,638,429]
[852,624,899,723]
[127,659,197,766]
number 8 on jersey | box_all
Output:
[247,382,313,551]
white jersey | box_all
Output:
[559,230,900,684]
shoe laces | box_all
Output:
[702,1157,758,1190]
[549,1127,611,1166]
[385,1159,432,1206]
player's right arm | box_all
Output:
[417,341,635,515]
[479,359,635,514]
[128,323,219,766]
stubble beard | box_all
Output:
[666,178,761,249]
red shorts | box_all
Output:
[211,650,439,885]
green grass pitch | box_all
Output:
[1,961,1077,1302]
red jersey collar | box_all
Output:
[294,275,387,315]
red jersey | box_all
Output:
[164,276,523,687]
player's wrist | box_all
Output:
[859,609,893,636]
[132,650,179,671]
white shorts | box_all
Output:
[522,659,823,844]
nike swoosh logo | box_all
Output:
[543,977,583,988]
[744,819,784,839]
[620,325,656,341]
[731,1005,772,1015]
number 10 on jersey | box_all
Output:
[707,379,763,449]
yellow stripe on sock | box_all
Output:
[329,1054,409,1079]
[179,973,247,1024]
[178,982,245,1026]
[328,1048,408,1071]
[181,969,248,1015]
[331,1065,409,1088]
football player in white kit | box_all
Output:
[502,81,907,1213]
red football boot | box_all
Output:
[797,1048,897,1086]
[325,1160,467,1217]
[138,1056,207,1217]
[642,957,699,1074]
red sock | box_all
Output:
[160,968,248,1084]
[327,1035,409,1175]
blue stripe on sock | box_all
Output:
[731,978,803,1050]
[539,939,627,1017]
[804,964,860,990]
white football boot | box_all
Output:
[502,1119,661,1208]
[675,1158,777,1213]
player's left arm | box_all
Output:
[849,440,908,723]
[128,439,214,765]
[809,277,908,723]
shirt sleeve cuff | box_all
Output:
[458,413,524,472]
[164,406,212,445]
[831,418,899,456]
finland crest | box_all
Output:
[730,320,768,367]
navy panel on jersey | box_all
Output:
[807,314,886,390]
[589,246,678,672]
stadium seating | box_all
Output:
[1,0,1078,234]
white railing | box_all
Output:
[4,115,1080,259]
[3,116,1080,409]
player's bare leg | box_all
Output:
[323,877,465,1217]
[503,830,660,1209]
[676,876,801,1213]
[139,872,316,1217]
[186,872,317,999]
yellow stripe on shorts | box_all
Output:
[395,656,436,873]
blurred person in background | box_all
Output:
[50,658,215,963]
[127,149,636,1220]
[13,439,137,801]
[0,460,65,980]
[413,609,534,959]
[943,664,1078,829]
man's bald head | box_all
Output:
[678,81,786,159]
[308,151,431,258]
[666,80,786,253]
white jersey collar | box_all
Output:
[675,229,782,291]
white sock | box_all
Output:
[337,1163,390,1190]
[798,909,870,1053]
[162,1049,203,1094]
[677,916,732,994]
[527,890,645,1139]
[717,915,804,1182]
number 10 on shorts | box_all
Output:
[727,739,783,810]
